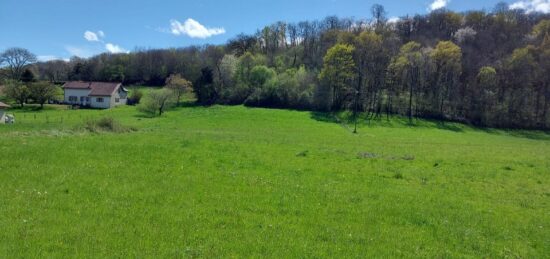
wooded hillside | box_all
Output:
[8,4,550,129]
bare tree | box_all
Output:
[371,4,388,30]
[1,48,37,80]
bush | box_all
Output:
[127,89,144,105]
[83,117,136,133]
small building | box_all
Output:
[0,102,10,124]
[63,81,128,109]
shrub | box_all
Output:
[127,89,144,105]
[83,117,136,133]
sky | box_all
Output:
[0,0,548,61]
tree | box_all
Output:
[388,42,426,123]
[4,80,29,107]
[371,4,387,32]
[20,68,36,83]
[319,44,356,110]
[127,89,143,106]
[353,31,386,117]
[504,47,537,127]
[0,48,37,80]
[431,41,462,117]
[138,89,174,116]
[28,81,59,108]
[472,66,498,125]
[165,74,192,105]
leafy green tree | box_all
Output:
[471,66,498,125]
[387,42,427,123]
[504,47,537,126]
[138,89,174,116]
[20,68,36,83]
[249,65,276,88]
[4,80,29,107]
[28,81,60,108]
[431,41,462,117]
[319,44,356,110]
[353,31,385,115]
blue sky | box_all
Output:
[0,0,547,61]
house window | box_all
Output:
[115,98,120,103]
[80,96,86,102]
[96,98,104,103]
[86,97,90,102]
[69,96,78,102]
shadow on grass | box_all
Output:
[310,112,340,124]
[435,121,464,132]
[309,111,550,140]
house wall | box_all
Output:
[112,88,128,107]
[64,89,91,105]
[64,85,127,109]
[90,96,112,109]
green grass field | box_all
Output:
[1,101,549,257]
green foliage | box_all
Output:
[249,65,276,88]
[319,44,357,110]
[18,10,550,129]
[165,74,192,105]
[3,79,29,107]
[127,89,144,105]
[28,81,60,108]
[20,69,36,83]
[532,19,550,41]
[138,88,174,116]
[431,41,462,116]
[244,66,315,109]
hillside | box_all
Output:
[1,104,549,257]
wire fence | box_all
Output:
[7,109,117,126]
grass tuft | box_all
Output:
[82,117,136,133]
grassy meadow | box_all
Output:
[0,99,549,257]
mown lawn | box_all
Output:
[0,103,549,257]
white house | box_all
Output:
[63,81,128,109]
[0,102,10,124]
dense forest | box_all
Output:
[3,3,550,129]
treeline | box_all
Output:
[4,3,550,129]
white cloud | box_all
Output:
[429,0,450,11]
[388,17,400,24]
[84,30,106,42]
[84,31,99,42]
[169,18,225,39]
[105,43,129,54]
[37,55,67,62]
[510,0,550,13]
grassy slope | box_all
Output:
[0,104,549,258]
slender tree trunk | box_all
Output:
[544,83,549,129]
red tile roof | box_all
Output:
[0,102,10,109]
[63,81,124,97]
